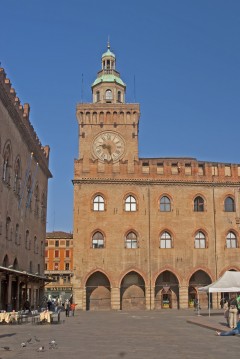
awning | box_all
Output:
[0,266,54,282]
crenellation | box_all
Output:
[74,156,240,184]
[0,67,49,165]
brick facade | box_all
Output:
[0,67,52,311]
[72,45,240,311]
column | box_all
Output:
[145,286,155,310]
[111,287,120,310]
[179,285,189,309]
[0,274,2,309]
[7,274,13,311]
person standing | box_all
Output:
[228,294,238,329]
[70,303,77,316]
[64,299,70,317]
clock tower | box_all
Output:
[76,43,140,171]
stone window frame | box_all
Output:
[194,230,207,249]
[92,231,105,249]
[226,231,238,248]
[159,230,173,249]
[125,231,138,249]
[224,196,235,212]
[194,196,205,212]
[124,194,137,212]
[93,194,105,212]
[159,195,172,212]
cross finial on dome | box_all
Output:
[107,35,110,49]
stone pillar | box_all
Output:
[0,274,2,309]
[145,286,155,310]
[15,277,20,311]
[111,287,120,310]
[179,285,189,309]
[7,274,13,311]
[74,287,84,311]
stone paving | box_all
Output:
[0,309,239,359]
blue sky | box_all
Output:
[1,0,240,233]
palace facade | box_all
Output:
[0,67,52,311]
[72,44,240,310]
[45,231,73,302]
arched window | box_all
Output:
[125,232,138,248]
[6,217,11,241]
[15,224,19,245]
[34,185,39,216]
[224,197,235,212]
[160,196,171,212]
[3,143,11,184]
[93,195,105,211]
[226,231,237,248]
[105,89,112,100]
[41,193,46,222]
[125,195,137,212]
[14,158,21,195]
[160,231,172,248]
[34,236,38,253]
[26,175,32,209]
[25,230,29,249]
[194,196,204,212]
[194,231,206,248]
[92,231,104,248]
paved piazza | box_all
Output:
[0,310,239,359]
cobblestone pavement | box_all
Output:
[0,309,239,359]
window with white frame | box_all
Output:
[160,231,172,248]
[125,232,138,248]
[125,195,137,212]
[194,231,206,248]
[226,231,237,248]
[93,195,105,211]
[92,231,104,248]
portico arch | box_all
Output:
[120,271,146,310]
[155,270,179,309]
[85,271,111,311]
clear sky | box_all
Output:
[1,0,240,233]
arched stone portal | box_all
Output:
[155,271,179,309]
[120,271,146,310]
[189,270,212,308]
[85,271,111,311]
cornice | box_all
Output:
[72,177,240,187]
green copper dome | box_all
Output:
[102,48,115,58]
[92,74,125,87]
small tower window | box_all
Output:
[105,89,112,100]
[96,91,100,102]
[117,91,121,103]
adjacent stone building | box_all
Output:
[0,67,52,311]
[44,231,73,302]
[72,44,240,311]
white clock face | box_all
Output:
[92,131,125,162]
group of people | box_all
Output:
[217,293,240,336]
[64,299,77,317]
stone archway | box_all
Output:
[189,270,212,308]
[155,271,179,309]
[120,271,145,310]
[85,271,111,311]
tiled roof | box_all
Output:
[46,231,73,239]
